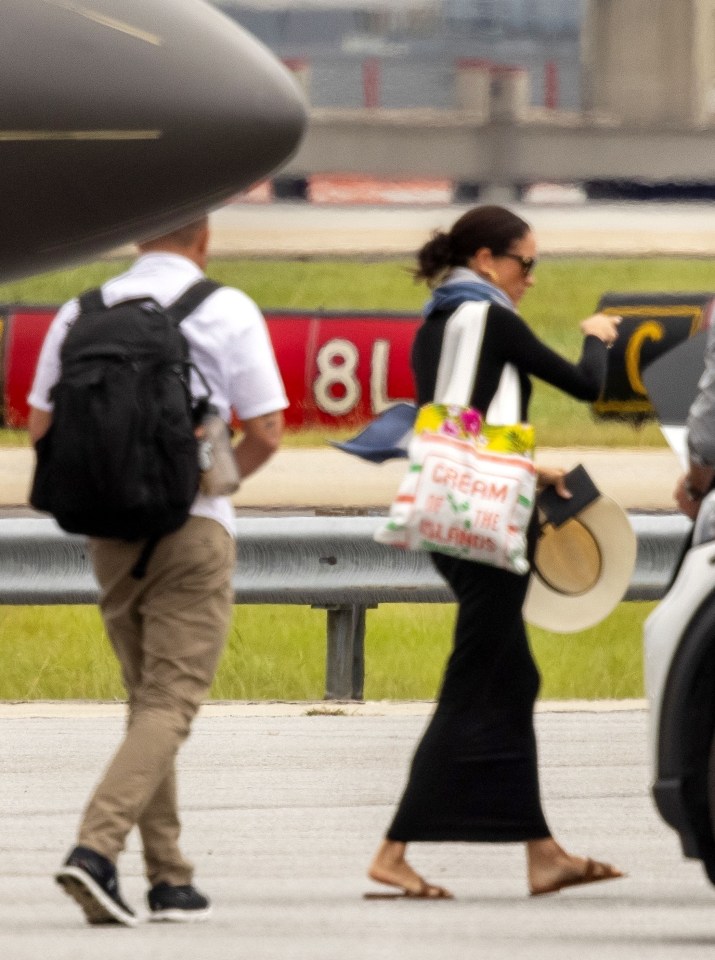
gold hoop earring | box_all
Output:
[483,268,499,283]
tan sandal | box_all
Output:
[364,879,454,900]
[530,858,624,897]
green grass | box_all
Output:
[3,254,712,447]
[0,255,682,700]
[4,255,715,316]
[0,600,651,702]
[0,428,30,446]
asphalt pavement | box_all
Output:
[2,703,714,960]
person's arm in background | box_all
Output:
[31,404,284,485]
[675,324,715,519]
[26,300,79,446]
[675,461,714,520]
[233,409,284,482]
[27,408,53,443]
[219,287,288,484]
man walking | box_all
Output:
[27,216,287,925]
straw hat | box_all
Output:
[523,494,637,634]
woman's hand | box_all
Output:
[580,312,622,347]
[536,466,572,499]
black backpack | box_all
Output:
[30,278,220,572]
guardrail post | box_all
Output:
[317,603,368,700]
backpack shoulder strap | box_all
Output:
[78,288,105,314]
[168,279,222,325]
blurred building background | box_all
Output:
[213,1,715,202]
[215,0,586,110]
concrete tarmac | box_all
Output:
[0,444,682,513]
[2,703,715,959]
[206,200,715,257]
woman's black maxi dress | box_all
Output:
[386,300,608,843]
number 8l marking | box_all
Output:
[313,338,362,415]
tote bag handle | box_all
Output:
[433,300,521,425]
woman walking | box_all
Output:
[367,205,624,899]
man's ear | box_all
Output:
[194,225,210,267]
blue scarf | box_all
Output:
[332,271,515,463]
[423,268,514,318]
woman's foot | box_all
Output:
[366,840,453,899]
[527,838,624,896]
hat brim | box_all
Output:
[523,495,636,634]
[329,402,416,463]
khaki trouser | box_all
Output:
[79,516,236,886]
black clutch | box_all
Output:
[537,463,601,528]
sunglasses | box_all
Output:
[501,253,538,277]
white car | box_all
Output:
[644,474,715,883]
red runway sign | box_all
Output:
[1,308,421,429]
[5,293,713,431]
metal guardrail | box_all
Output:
[0,514,693,699]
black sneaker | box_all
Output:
[55,845,137,927]
[147,882,212,922]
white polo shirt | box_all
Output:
[28,252,289,537]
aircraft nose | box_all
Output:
[130,0,309,200]
[0,0,308,277]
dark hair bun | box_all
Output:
[415,230,453,283]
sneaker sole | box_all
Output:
[149,906,213,923]
[56,867,138,927]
